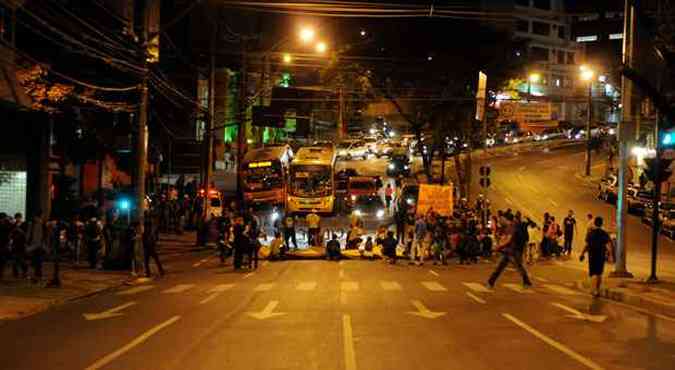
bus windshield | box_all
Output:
[243,162,283,192]
[290,165,332,197]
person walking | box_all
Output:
[547,216,562,257]
[580,217,612,297]
[26,213,46,283]
[283,213,297,250]
[84,217,103,269]
[384,184,394,211]
[306,212,321,247]
[487,213,532,289]
[141,219,164,278]
[9,221,28,279]
[563,210,577,256]
[585,213,595,235]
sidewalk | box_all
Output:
[0,265,130,320]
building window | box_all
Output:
[609,33,623,40]
[533,0,550,10]
[552,75,562,87]
[567,52,575,64]
[579,13,600,21]
[515,0,530,7]
[558,26,566,39]
[530,47,549,62]
[516,19,529,32]
[556,50,564,64]
[576,35,598,42]
[532,21,549,36]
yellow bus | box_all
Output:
[287,146,336,214]
[240,145,293,209]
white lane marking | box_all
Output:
[199,292,222,305]
[534,276,549,283]
[502,313,605,370]
[407,300,446,319]
[429,270,440,277]
[247,300,286,320]
[466,292,486,304]
[380,281,402,291]
[254,283,275,292]
[422,281,448,292]
[462,282,492,293]
[117,285,154,296]
[162,284,195,294]
[243,272,255,279]
[341,281,359,291]
[551,303,607,323]
[296,282,317,291]
[543,284,580,296]
[503,283,534,294]
[554,260,586,272]
[209,284,235,293]
[342,315,358,370]
[84,316,181,370]
[605,298,675,323]
[192,258,209,267]
[549,199,559,207]
[83,302,137,321]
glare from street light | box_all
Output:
[580,69,595,81]
[360,30,366,37]
[579,64,589,71]
[282,53,292,64]
[528,73,541,83]
[316,41,327,53]
[300,27,315,43]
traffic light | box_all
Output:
[662,131,674,146]
[644,157,673,184]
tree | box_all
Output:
[16,65,74,112]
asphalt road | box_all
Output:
[478,144,675,280]
[1,256,674,370]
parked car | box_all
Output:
[336,140,368,160]
[662,210,675,238]
[626,188,653,215]
[642,202,675,225]
[598,174,618,202]
[363,136,379,156]
[505,131,535,144]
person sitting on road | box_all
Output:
[326,233,341,261]
[381,231,398,264]
[269,231,284,261]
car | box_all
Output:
[336,140,368,160]
[642,202,675,225]
[386,149,412,177]
[376,140,397,158]
[569,127,602,140]
[352,194,387,223]
[598,175,618,202]
[397,181,419,216]
[312,140,335,150]
[535,127,566,141]
[505,131,534,144]
[363,136,379,156]
[626,188,653,215]
[347,176,379,208]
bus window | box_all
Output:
[243,163,283,191]
[290,165,332,197]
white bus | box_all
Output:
[287,146,336,214]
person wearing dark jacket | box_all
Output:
[0,213,11,280]
[10,223,28,278]
[232,224,247,270]
[487,213,532,289]
[381,231,398,264]
[141,220,164,278]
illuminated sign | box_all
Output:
[249,161,272,168]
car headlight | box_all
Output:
[376,209,385,218]
[404,165,409,170]
[351,195,356,201]
[406,198,414,205]
[388,164,395,170]
[354,209,362,217]
[609,128,615,135]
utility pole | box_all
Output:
[237,40,248,170]
[337,72,345,139]
[585,79,592,176]
[611,0,636,278]
[648,109,661,283]
[203,31,216,202]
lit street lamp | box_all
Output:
[580,66,595,176]
[299,27,315,43]
[282,53,292,64]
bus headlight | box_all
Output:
[388,164,395,170]
[376,209,385,218]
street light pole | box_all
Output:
[648,109,661,283]
[585,80,592,176]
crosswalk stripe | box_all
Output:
[162,284,195,294]
[422,281,447,292]
[117,285,154,296]
[462,282,492,293]
[296,282,317,291]
[209,284,235,293]
[380,281,402,291]
[543,284,580,296]
[341,281,359,291]
[254,283,275,292]
[503,283,534,294]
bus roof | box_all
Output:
[242,145,290,164]
[292,146,335,165]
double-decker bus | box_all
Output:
[287,146,336,214]
[240,145,293,209]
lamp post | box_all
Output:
[580,66,595,176]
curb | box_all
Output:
[569,280,675,318]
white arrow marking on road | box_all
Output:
[247,300,286,320]
[209,284,235,293]
[83,302,137,321]
[407,300,446,319]
[551,303,607,323]
[503,283,534,294]
[116,285,154,296]
[462,282,492,293]
[422,281,447,291]
[162,284,195,294]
